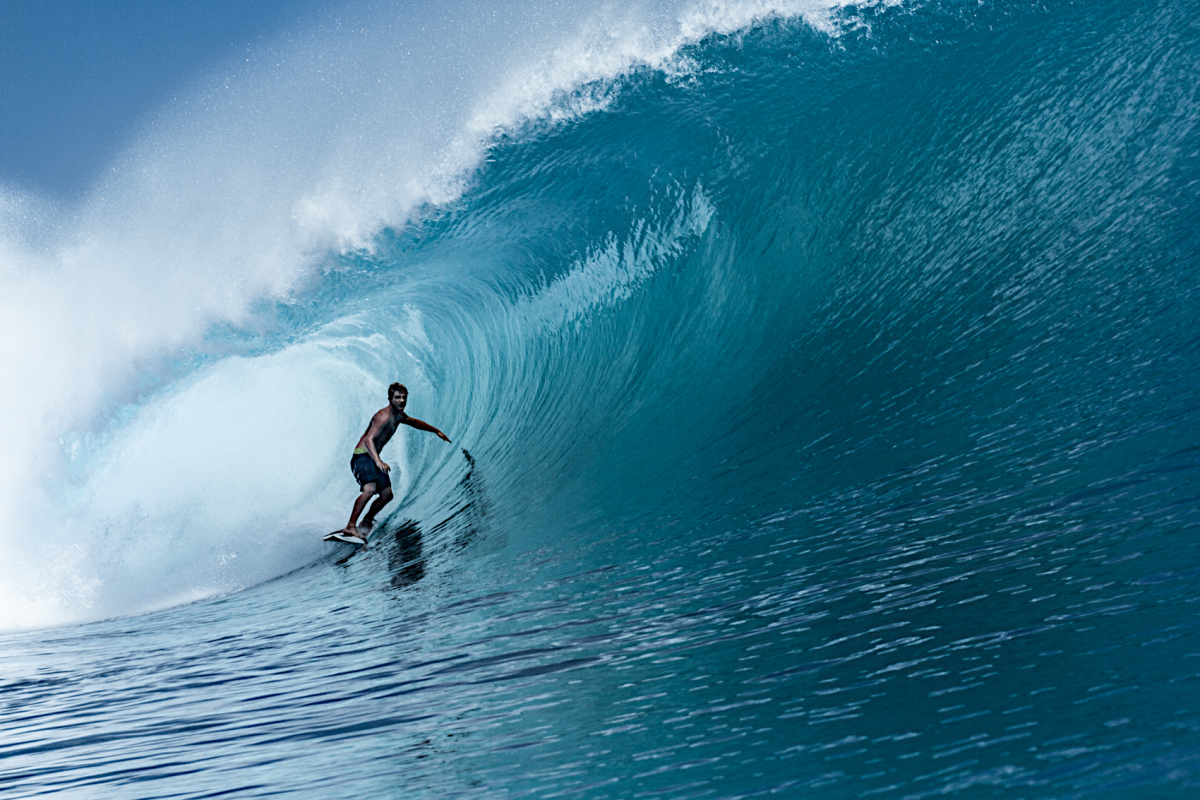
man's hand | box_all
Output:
[378,461,391,472]
[438,431,452,443]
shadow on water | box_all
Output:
[387,519,424,588]
[358,448,494,588]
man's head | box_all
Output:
[389,382,408,411]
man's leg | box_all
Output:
[361,487,394,530]
[344,482,377,535]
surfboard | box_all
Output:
[324,530,368,545]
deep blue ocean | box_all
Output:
[2,0,1199,797]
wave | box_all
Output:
[2,0,1198,634]
[0,0,866,630]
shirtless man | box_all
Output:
[338,382,451,543]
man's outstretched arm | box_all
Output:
[402,415,452,443]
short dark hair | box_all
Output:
[388,382,408,398]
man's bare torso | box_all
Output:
[357,407,406,454]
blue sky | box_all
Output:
[1,0,328,199]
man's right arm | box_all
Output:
[364,410,391,472]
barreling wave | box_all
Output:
[0,0,862,630]
[2,0,1198,650]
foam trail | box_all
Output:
[0,0,858,631]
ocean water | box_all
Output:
[2,0,1199,797]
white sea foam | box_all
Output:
[0,0,860,630]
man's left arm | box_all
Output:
[402,415,452,443]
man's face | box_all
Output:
[390,391,408,412]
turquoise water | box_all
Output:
[2,0,1199,796]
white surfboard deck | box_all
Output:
[324,531,368,545]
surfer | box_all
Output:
[337,383,451,544]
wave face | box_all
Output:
[3,0,1200,797]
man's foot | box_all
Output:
[359,519,375,535]
[338,522,368,543]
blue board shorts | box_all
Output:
[351,452,391,492]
